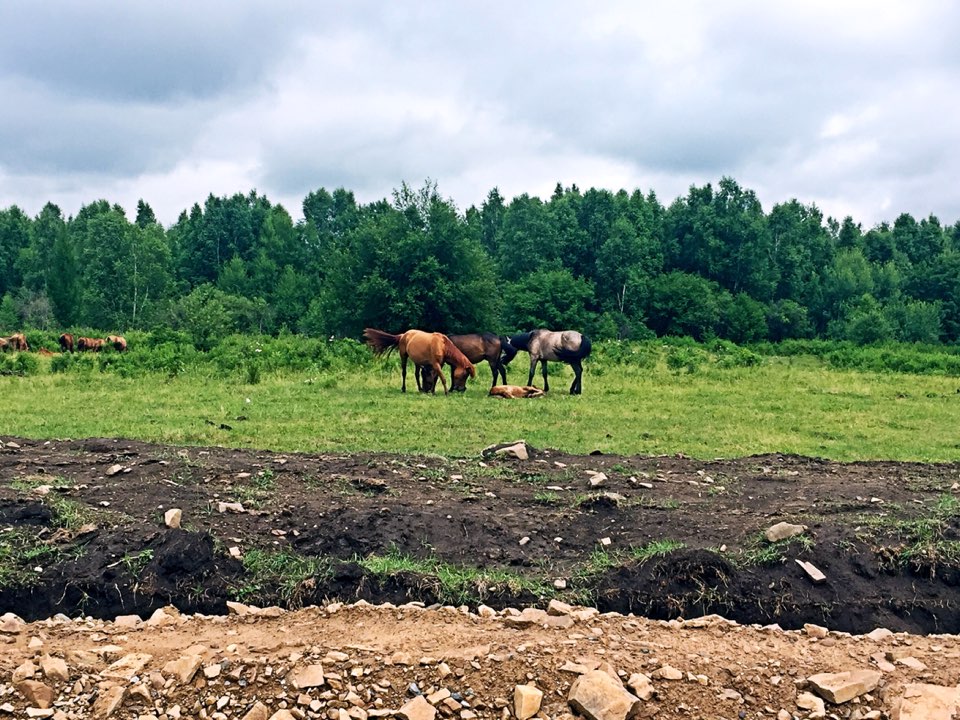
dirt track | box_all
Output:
[1,437,959,635]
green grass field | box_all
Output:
[3,354,959,461]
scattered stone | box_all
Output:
[796,559,827,584]
[589,473,607,487]
[866,628,894,642]
[891,683,960,719]
[16,680,55,710]
[164,508,182,528]
[266,711,298,720]
[105,464,124,476]
[162,655,203,685]
[807,669,881,704]
[560,662,592,675]
[226,601,254,616]
[553,579,567,590]
[796,691,826,717]
[626,673,654,701]
[548,599,573,616]
[114,614,142,628]
[764,522,806,542]
[38,655,69,682]
[803,623,829,639]
[0,613,26,634]
[13,660,37,683]
[102,653,153,681]
[652,665,683,681]
[481,440,531,461]
[897,657,928,671]
[568,670,642,720]
[217,502,246,513]
[514,685,543,720]
[289,664,326,689]
[25,709,53,719]
[397,695,436,720]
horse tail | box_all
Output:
[579,333,593,359]
[499,336,519,366]
[363,328,401,356]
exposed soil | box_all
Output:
[1,437,959,635]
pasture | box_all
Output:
[1,345,959,461]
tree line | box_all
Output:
[1,178,958,349]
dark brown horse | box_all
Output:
[507,329,592,395]
[447,333,517,389]
[59,333,75,353]
[363,328,476,394]
[107,335,127,352]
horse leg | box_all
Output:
[489,359,499,389]
[570,359,583,395]
[401,354,408,393]
[415,365,423,392]
[541,359,549,392]
[527,356,537,387]
[434,362,449,395]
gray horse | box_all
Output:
[507,329,592,395]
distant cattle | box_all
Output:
[106,335,127,352]
[59,333,75,353]
[0,338,8,352]
[77,337,106,352]
[489,385,547,399]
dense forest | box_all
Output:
[1,178,958,349]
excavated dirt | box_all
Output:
[1,437,959,637]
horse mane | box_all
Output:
[442,335,476,377]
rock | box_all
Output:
[514,685,543,720]
[764,522,806,542]
[481,440,532,460]
[560,662,592,675]
[203,663,222,679]
[13,660,37,683]
[105,464,124,476]
[796,559,827,584]
[803,623,829,639]
[239,702,270,720]
[866,627,894,642]
[397,695,436,720]
[102,653,153,681]
[897,657,928,671]
[217,502,246,514]
[25,710,53,719]
[164,508,182,528]
[796,692,825,718]
[503,608,548,628]
[547,599,574,616]
[891,683,960,720]
[226,601,254,616]
[114,614,142,628]
[589,473,607,487]
[652,665,683,681]
[0,613,26,634]
[16,681,55,709]
[568,670,642,720]
[162,655,203,685]
[267,712,298,720]
[289,664,326,689]
[626,674,654,701]
[39,655,69,682]
[807,669,881,704]
[146,608,175,627]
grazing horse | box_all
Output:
[363,328,476,394]
[489,385,546,399]
[508,329,592,395]
[446,333,518,390]
[59,333,75,353]
[5,333,29,351]
[77,337,106,352]
[0,338,8,352]
[107,335,127,352]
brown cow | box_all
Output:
[59,333,75,353]
[5,333,29,351]
[77,337,106,352]
[106,335,127,352]
[489,385,547,399]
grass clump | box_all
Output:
[236,549,334,605]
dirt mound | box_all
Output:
[1,437,959,634]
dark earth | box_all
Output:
[1,436,959,635]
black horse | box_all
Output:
[507,329,592,395]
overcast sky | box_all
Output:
[1,1,958,228]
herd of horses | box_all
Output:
[363,328,592,396]
[0,333,127,354]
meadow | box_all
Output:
[2,337,959,461]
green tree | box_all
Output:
[501,269,596,330]
[47,231,81,325]
[645,272,722,340]
[0,206,31,296]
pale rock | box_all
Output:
[560,662,592,675]
[865,628,893,642]
[544,614,575,629]
[803,624,829,639]
[514,685,543,720]
[266,711,298,720]
[652,665,683,681]
[426,689,450,705]
[217,502,246,514]
[162,655,203,685]
[226,601,254,616]
[777,710,791,720]
[569,670,642,720]
[164,509,182,529]
[204,663,222,679]
[290,664,326,689]
[114,614,142,628]
[28,637,44,650]
[891,683,960,720]
[16,680,54,709]
[589,473,607,487]
[0,613,26,634]
[796,559,827,584]
[397,695,436,720]
[503,608,548,628]
[0,703,13,714]
[39,655,69,682]
[106,464,124,476]
[477,605,497,618]
[897,657,928,671]
[146,608,175,627]
[764,522,806,542]
[102,653,153,681]
[13,660,37,683]
[796,691,826,718]
[548,599,574,616]
[626,674,654,701]
[807,669,881,704]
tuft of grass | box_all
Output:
[630,539,686,562]
[736,532,814,568]
[237,549,333,605]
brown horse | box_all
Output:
[363,328,476,394]
[59,333,75,353]
[107,335,127,352]
[446,333,518,389]
[489,385,547,399]
[0,338,8,352]
[5,333,29,351]
[77,337,106,352]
